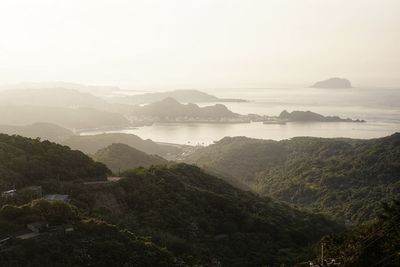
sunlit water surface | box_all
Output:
[85,87,400,145]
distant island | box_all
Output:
[279,110,365,122]
[115,89,247,105]
[311,77,352,88]
[130,97,250,123]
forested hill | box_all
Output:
[185,133,400,223]
[92,143,167,173]
[78,164,341,266]
[0,134,109,191]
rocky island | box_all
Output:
[311,77,352,88]
[279,110,365,122]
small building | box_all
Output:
[1,189,16,198]
[63,224,74,233]
[16,232,40,240]
[27,221,49,233]
[44,194,70,203]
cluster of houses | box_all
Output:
[0,186,74,250]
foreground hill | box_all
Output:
[62,133,181,156]
[0,201,176,266]
[93,143,168,173]
[114,89,246,105]
[185,134,400,223]
[0,122,74,142]
[0,134,109,191]
[72,164,341,266]
[311,77,352,88]
[318,200,400,266]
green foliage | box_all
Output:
[318,199,400,267]
[92,143,167,174]
[187,134,400,223]
[85,164,341,266]
[0,134,110,191]
[0,205,175,267]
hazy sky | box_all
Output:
[0,0,399,89]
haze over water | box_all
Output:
[83,86,400,145]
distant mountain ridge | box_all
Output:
[311,77,352,88]
[131,97,245,122]
[0,122,74,141]
[115,89,246,105]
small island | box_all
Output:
[278,110,365,122]
[311,77,352,88]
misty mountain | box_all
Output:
[311,77,352,88]
[92,143,168,173]
[0,88,132,114]
[131,97,240,121]
[0,105,130,130]
[0,122,74,141]
[185,133,400,223]
[0,82,119,96]
[62,133,181,156]
[113,89,246,105]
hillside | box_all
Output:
[93,143,168,173]
[0,105,130,130]
[62,133,181,156]
[0,122,74,142]
[0,201,176,266]
[0,134,109,191]
[316,199,400,266]
[71,164,341,266]
[311,77,352,88]
[131,97,240,122]
[185,134,400,223]
[0,88,132,114]
[114,89,246,105]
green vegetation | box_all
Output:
[317,199,400,266]
[93,143,167,173]
[81,164,341,266]
[0,201,175,267]
[186,134,400,223]
[0,134,109,191]
[62,133,181,156]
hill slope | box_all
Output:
[0,134,109,191]
[62,133,181,156]
[79,164,341,266]
[0,122,74,142]
[93,143,167,173]
[185,134,400,223]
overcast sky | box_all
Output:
[0,0,399,89]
